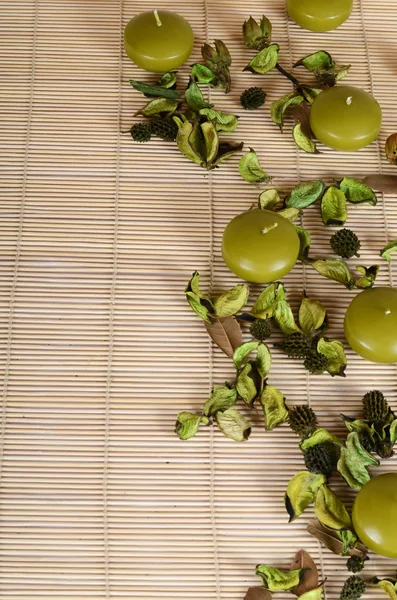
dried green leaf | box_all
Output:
[176,119,204,165]
[256,343,272,379]
[236,362,259,404]
[242,15,272,50]
[205,316,243,358]
[244,588,273,600]
[321,186,348,227]
[300,428,343,451]
[216,408,251,442]
[285,180,325,209]
[273,300,301,335]
[370,579,397,600]
[201,39,232,93]
[270,93,304,130]
[337,432,379,490]
[338,529,359,556]
[137,97,180,117]
[295,225,312,262]
[294,51,334,73]
[251,283,283,319]
[354,265,379,289]
[201,120,219,164]
[285,471,326,522]
[339,177,377,205]
[341,415,375,441]
[258,189,282,211]
[203,384,238,417]
[260,385,288,430]
[314,484,351,530]
[213,141,244,167]
[185,79,210,112]
[199,107,239,132]
[299,297,327,336]
[175,412,209,440]
[129,79,182,100]
[191,63,215,84]
[317,338,347,377]
[298,588,323,600]
[293,123,318,154]
[234,341,260,370]
[290,550,319,597]
[213,284,249,318]
[278,207,302,222]
[380,239,397,262]
[311,258,355,289]
[157,71,177,89]
[239,148,271,183]
[307,519,367,557]
[255,566,306,592]
[334,65,351,82]
[299,86,323,104]
[244,43,279,75]
[390,419,397,444]
[185,291,212,323]
[185,272,213,322]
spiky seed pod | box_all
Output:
[346,556,367,574]
[240,87,266,110]
[278,333,312,359]
[250,318,272,341]
[288,405,318,439]
[340,576,366,600]
[303,443,336,478]
[375,439,395,460]
[362,390,390,422]
[150,116,179,141]
[129,122,152,143]
[304,351,329,375]
[330,228,361,259]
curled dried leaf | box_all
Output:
[285,180,324,209]
[255,566,307,592]
[175,412,209,440]
[293,123,318,154]
[311,258,355,289]
[314,484,351,530]
[307,519,367,557]
[202,384,237,417]
[321,186,348,227]
[337,432,379,490]
[244,44,280,75]
[317,338,347,377]
[258,189,282,211]
[129,79,182,100]
[285,471,326,522]
[239,149,271,183]
[216,408,251,442]
[339,177,377,205]
[213,284,249,318]
[205,316,243,358]
[270,93,304,130]
[290,550,319,596]
[380,239,397,262]
[260,385,288,431]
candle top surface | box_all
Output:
[124,11,194,61]
[352,473,397,558]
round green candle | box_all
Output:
[352,473,397,558]
[124,10,194,73]
[222,209,300,284]
[287,0,353,32]
[310,86,382,151]
[344,287,397,363]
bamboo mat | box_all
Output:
[1,0,397,598]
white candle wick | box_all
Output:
[385,308,392,315]
[153,9,162,26]
[346,96,353,106]
[261,222,278,235]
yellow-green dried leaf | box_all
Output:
[216,408,251,442]
[270,92,304,129]
[338,529,359,555]
[355,265,379,289]
[244,44,279,75]
[371,580,397,600]
[299,297,327,336]
[293,123,318,154]
[317,338,347,377]
[298,588,323,600]
[285,180,324,209]
[255,566,306,592]
[256,343,272,379]
[236,362,259,404]
[321,186,348,227]
[258,189,282,211]
[380,239,397,262]
[213,284,249,318]
[239,148,271,183]
[185,291,212,323]
[203,385,238,417]
[129,79,182,100]
[176,119,203,165]
[201,120,219,165]
[294,51,334,72]
[234,341,260,370]
[311,258,355,289]
[185,79,209,112]
[175,412,209,440]
[295,225,312,262]
[251,283,282,319]
[185,272,213,322]
[191,63,215,84]
[285,471,326,522]
[278,207,302,222]
[300,428,343,451]
[138,97,180,117]
[390,419,397,444]
[314,484,351,530]
[273,300,301,335]
[337,432,379,490]
[339,177,377,205]
[199,107,239,132]
[260,385,288,430]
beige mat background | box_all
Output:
[1,0,397,598]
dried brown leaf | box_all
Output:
[244,588,273,600]
[291,103,313,139]
[363,175,397,194]
[290,550,319,596]
[205,316,243,358]
[307,520,367,557]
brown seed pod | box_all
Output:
[385,133,397,165]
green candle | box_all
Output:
[352,473,397,558]
[287,0,353,32]
[124,10,194,73]
[222,209,300,284]
[310,85,382,151]
[344,287,397,363]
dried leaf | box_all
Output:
[213,284,249,318]
[299,297,326,336]
[191,63,215,84]
[298,588,323,600]
[307,519,367,557]
[175,412,209,440]
[256,343,272,379]
[129,79,182,100]
[216,408,251,442]
[293,123,318,154]
[205,316,243,358]
[157,71,177,89]
[244,588,273,600]
[239,148,271,183]
[339,177,377,205]
[311,258,355,289]
[202,384,238,417]
[185,272,213,323]
[236,362,260,404]
[260,385,288,430]
[380,239,397,262]
[390,419,397,444]
[234,341,260,370]
[285,180,325,209]
[300,428,343,451]
[137,97,180,117]
[242,15,272,50]
[338,529,359,556]
[278,207,302,222]
[363,174,397,194]
[321,186,348,227]
[285,471,326,522]
[201,120,219,164]
[199,107,239,132]
[314,484,351,530]
[299,86,323,104]
[294,51,334,73]
[337,432,379,490]
[176,119,204,165]
[270,93,304,130]
[273,300,301,335]
[295,226,312,262]
[354,265,379,289]
[251,283,284,319]
[370,579,397,600]
[255,566,307,592]
[290,550,319,596]
[244,43,279,75]
[185,79,210,112]
[258,189,282,211]
[317,338,347,377]
[213,141,244,167]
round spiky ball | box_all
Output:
[304,351,329,375]
[150,116,178,141]
[240,87,266,110]
[288,405,318,439]
[330,228,361,259]
[278,333,312,359]
[346,556,367,574]
[250,318,272,341]
[130,122,152,143]
[362,390,389,422]
[303,443,335,478]
[340,576,366,600]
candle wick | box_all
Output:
[385,309,392,315]
[153,9,162,26]
[346,96,353,106]
[261,222,278,235]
